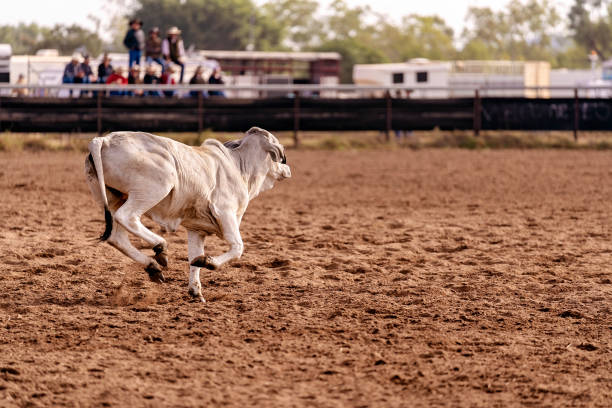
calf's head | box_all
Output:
[224,127,291,196]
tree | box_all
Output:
[0,23,49,55]
[568,0,612,59]
[459,0,561,62]
[316,38,387,83]
[262,0,320,50]
[37,24,104,56]
[376,15,456,61]
[0,23,103,56]
[128,0,282,51]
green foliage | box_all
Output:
[315,38,387,83]
[0,0,604,74]
[0,22,103,56]
[568,0,612,59]
[0,23,47,55]
[262,0,321,49]
[128,0,282,51]
[38,24,104,56]
[459,0,561,62]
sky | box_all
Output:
[0,0,574,39]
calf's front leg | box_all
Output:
[190,209,243,271]
[187,230,206,302]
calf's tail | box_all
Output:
[88,137,113,241]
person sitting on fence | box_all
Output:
[160,64,176,98]
[143,64,162,97]
[97,53,113,83]
[145,27,165,69]
[106,66,128,96]
[208,67,226,97]
[162,26,185,83]
[77,54,97,96]
[12,74,28,97]
[128,65,144,96]
[189,65,208,98]
[123,18,145,68]
[79,55,96,84]
[62,54,82,84]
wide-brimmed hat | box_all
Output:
[71,53,81,62]
[167,26,181,35]
[129,18,143,25]
[150,27,160,33]
[114,66,126,74]
[131,64,141,71]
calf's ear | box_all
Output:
[223,139,242,149]
[264,139,284,162]
[246,127,266,136]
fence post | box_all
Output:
[293,91,300,148]
[96,91,102,136]
[573,88,579,142]
[385,90,392,142]
[473,89,481,137]
[197,91,203,135]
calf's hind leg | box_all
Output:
[112,185,173,277]
[107,221,165,283]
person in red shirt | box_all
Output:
[160,64,176,97]
[106,66,128,96]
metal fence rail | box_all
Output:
[1,84,612,145]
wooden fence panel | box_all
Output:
[1,96,612,134]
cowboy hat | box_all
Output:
[167,26,181,35]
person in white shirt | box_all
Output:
[161,26,186,83]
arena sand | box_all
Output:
[0,148,610,407]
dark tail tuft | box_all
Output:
[100,206,113,241]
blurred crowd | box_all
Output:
[60,19,225,98]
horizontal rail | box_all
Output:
[2,83,612,92]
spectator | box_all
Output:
[144,64,160,84]
[106,66,128,96]
[62,53,82,84]
[12,74,28,97]
[128,64,141,84]
[162,26,185,83]
[143,64,161,97]
[123,18,145,67]
[208,67,226,97]
[128,65,144,96]
[160,64,176,98]
[145,27,164,69]
[189,65,208,98]
[97,53,113,83]
[79,54,96,84]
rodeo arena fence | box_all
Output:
[1,84,612,146]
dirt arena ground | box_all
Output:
[0,147,610,407]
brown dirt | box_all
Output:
[0,148,610,407]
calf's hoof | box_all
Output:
[190,255,217,270]
[154,252,168,268]
[188,287,206,303]
[153,244,168,268]
[145,262,165,283]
